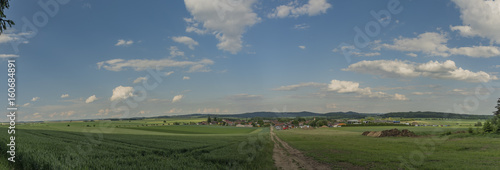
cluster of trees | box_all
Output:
[0,0,14,34]
[482,99,500,133]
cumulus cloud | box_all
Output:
[172,95,184,103]
[133,77,147,84]
[184,0,260,54]
[226,93,263,101]
[110,86,135,101]
[333,45,381,57]
[60,94,69,98]
[172,36,199,50]
[97,58,214,72]
[344,59,498,82]
[183,76,190,80]
[169,46,185,58]
[0,54,19,58]
[85,95,98,103]
[298,45,306,49]
[273,82,327,91]
[450,0,500,44]
[448,46,500,58]
[382,32,450,57]
[294,23,310,30]
[268,0,332,18]
[115,39,133,46]
[31,97,40,102]
[328,80,408,101]
[59,110,75,117]
[164,71,175,76]
[0,32,31,44]
[406,53,418,57]
[412,92,433,95]
[381,32,500,58]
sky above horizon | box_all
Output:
[1,0,500,121]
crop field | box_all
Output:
[0,120,274,170]
[2,118,498,169]
[276,126,500,169]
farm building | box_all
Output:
[236,124,253,127]
[347,120,360,124]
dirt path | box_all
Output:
[270,126,331,170]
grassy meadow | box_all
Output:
[1,118,499,169]
[0,119,274,170]
[276,126,500,169]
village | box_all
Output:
[192,116,452,130]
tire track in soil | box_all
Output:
[270,126,331,170]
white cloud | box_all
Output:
[184,0,261,54]
[268,0,332,18]
[382,32,450,57]
[450,0,500,44]
[344,59,498,82]
[393,93,409,101]
[97,58,214,72]
[448,46,500,58]
[298,45,306,49]
[327,80,408,101]
[328,80,371,94]
[274,82,327,91]
[115,39,133,46]
[59,110,76,117]
[22,103,30,107]
[95,109,110,116]
[110,86,135,101]
[169,46,185,58]
[496,65,500,68]
[382,32,500,58]
[31,97,40,102]
[60,94,69,98]
[164,71,175,76]
[85,95,98,103]
[133,77,147,84]
[450,88,472,95]
[333,45,381,57]
[0,54,19,58]
[183,76,190,80]
[172,95,184,103]
[412,92,433,95]
[293,23,310,30]
[226,93,263,100]
[172,36,199,50]
[406,53,418,57]
[0,32,31,44]
[31,112,42,119]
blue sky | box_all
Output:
[1,0,500,121]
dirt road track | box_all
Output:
[271,126,331,170]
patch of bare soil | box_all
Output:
[270,127,332,170]
[362,129,416,137]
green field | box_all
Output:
[2,118,499,169]
[0,119,273,169]
[276,126,500,169]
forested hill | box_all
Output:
[179,111,492,119]
[382,112,492,119]
[90,111,493,122]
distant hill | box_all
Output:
[382,111,492,119]
[165,111,491,119]
[35,111,492,123]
